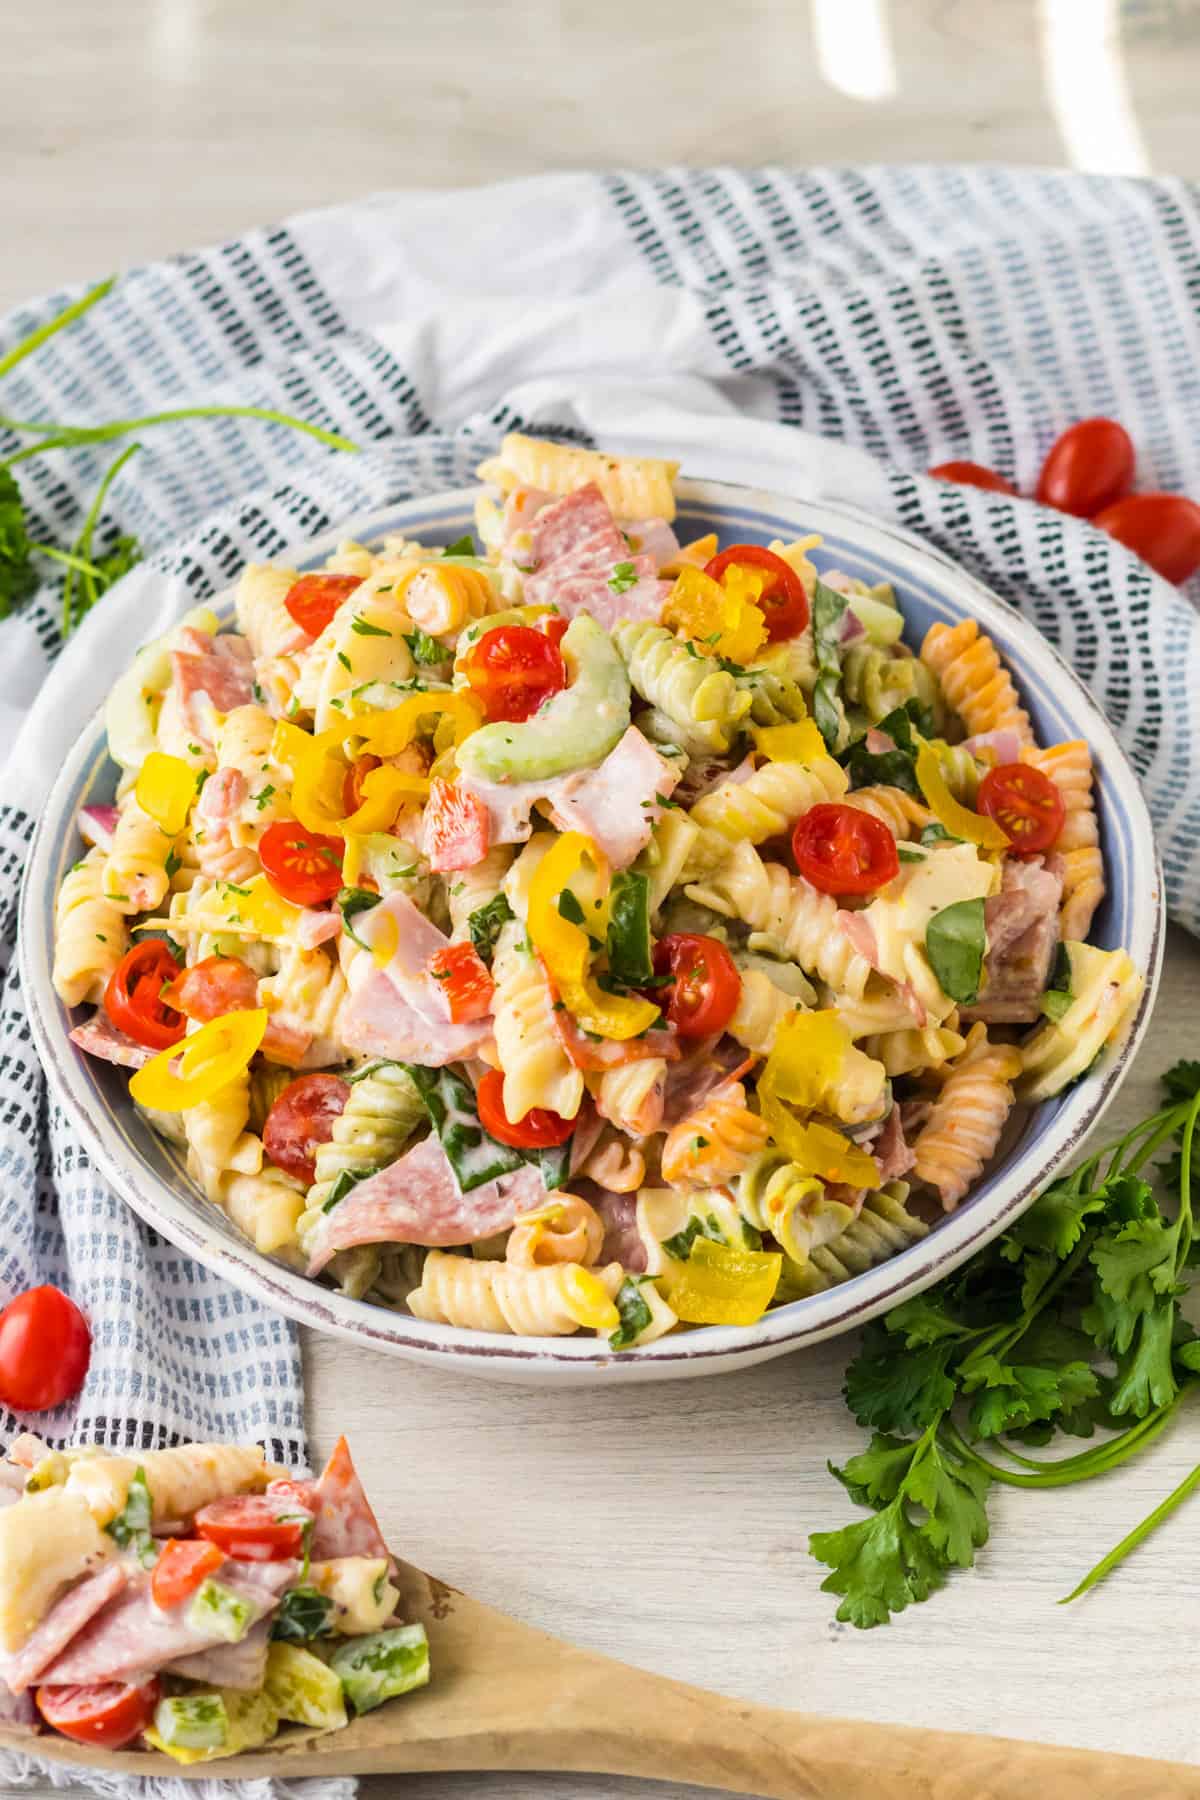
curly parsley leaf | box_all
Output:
[843,1327,957,1435]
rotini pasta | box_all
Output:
[304,1061,426,1215]
[492,919,584,1124]
[660,1082,770,1186]
[1022,740,1105,939]
[686,841,873,997]
[614,621,751,755]
[738,1150,857,1266]
[477,433,680,520]
[52,850,129,1006]
[408,1251,624,1336]
[103,800,177,913]
[691,752,847,846]
[912,1024,1023,1210]
[921,618,1034,746]
[843,785,933,840]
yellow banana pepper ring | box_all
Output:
[560,1266,621,1333]
[130,1009,268,1112]
[758,1094,881,1188]
[916,741,1009,851]
[358,694,484,759]
[758,1010,849,1114]
[134,752,198,837]
[290,696,483,837]
[527,832,660,1042]
[662,565,766,663]
[665,1237,781,1326]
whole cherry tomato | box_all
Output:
[927,461,1017,495]
[476,1069,575,1149]
[1091,493,1200,585]
[792,802,899,896]
[0,1285,91,1411]
[652,933,742,1039]
[977,762,1066,854]
[1035,418,1135,517]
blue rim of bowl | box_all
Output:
[20,479,1164,1373]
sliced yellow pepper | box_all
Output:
[759,1096,881,1188]
[916,741,1008,851]
[358,694,484,760]
[665,1237,781,1326]
[662,565,766,663]
[759,1009,849,1113]
[291,697,483,837]
[342,765,430,833]
[560,1266,621,1333]
[527,832,659,1042]
[270,720,311,769]
[135,752,198,836]
[659,532,719,577]
[130,1009,268,1112]
[753,719,826,765]
[211,875,303,941]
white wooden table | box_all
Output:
[6,2,1200,1793]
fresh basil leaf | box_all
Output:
[557,889,587,927]
[338,886,382,949]
[811,675,843,752]
[271,1586,336,1642]
[812,577,847,664]
[442,534,476,558]
[606,870,653,987]
[322,1167,365,1213]
[1040,941,1074,1022]
[610,1278,655,1350]
[925,898,987,1005]
[468,893,514,964]
[840,700,931,796]
[921,822,961,847]
[527,1140,571,1191]
[404,1063,525,1191]
[405,626,446,666]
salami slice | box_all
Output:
[547,565,670,632]
[69,1013,156,1071]
[307,1436,392,1564]
[0,1564,127,1694]
[171,634,254,741]
[263,1074,350,1187]
[166,1618,271,1691]
[305,1135,545,1275]
[527,484,621,573]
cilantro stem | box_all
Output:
[941,1405,1180,1489]
[0,278,114,383]
[1060,1455,1200,1603]
[63,442,140,634]
[29,543,102,578]
[1174,1091,1200,1272]
[0,404,360,456]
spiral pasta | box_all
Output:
[686,841,873,998]
[614,621,751,755]
[912,1023,1022,1210]
[1020,943,1143,1101]
[576,1128,647,1193]
[1022,740,1104,939]
[400,564,498,640]
[102,800,177,913]
[234,563,308,661]
[304,1061,426,1214]
[186,1071,258,1202]
[258,946,348,1063]
[218,1163,306,1256]
[860,1025,965,1078]
[52,850,129,1006]
[492,920,584,1124]
[477,433,679,521]
[408,1251,624,1336]
[920,618,1034,746]
[691,752,847,846]
[447,845,516,941]
[660,1082,770,1186]
[730,661,810,725]
[842,642,923,724]
[783,1183,928,1296]
[595,1059,667,1137]
[728,968,802,1055]
[843,785,933,840]
[737,1150,858,1265]
[506,1193,604,1268]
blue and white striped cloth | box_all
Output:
[1,158,1199,1543]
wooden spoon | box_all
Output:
[3,1557,1196,1798]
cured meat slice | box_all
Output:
[69,1013,155,1070]
[166,1618,271,1691]
[0,1564,127,1693]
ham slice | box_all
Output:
[865,1106,915,1182]
[195,764,246,826]
[0,1564,127,1693]
[546,562,670,632]
[661,1039,753,1127]
[171,631,254,743]
[70,1012,155,1070]
[961,728,1023,765]
[339,964,491,1065]
[167,1618,271,1690]
[297,907,342,950]
[305,1135,545,1275]
[624,517,680,569]
[963,855,1064,1026]
[544,727,681,869]
[37,1563,292,1686]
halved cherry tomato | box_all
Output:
[162,954,258,1021]
[653,933,742,1039]
[423,778,490,873]
[429,942,496,1023]
[0,1285,91,1412]
[703,544,809,642]
[195,1492,310,1562]
[258,820,344,907]
[263,1073,350,1186]
[543,614,569,649]
[477,1069,575,1149]
[283,572,362,639]
[977,762,1066,854]
[1092,493,1200,585]
[37,1679,160,1749]
[1035,418,1134,517]
[343,752,382,818]
[462,624,566,722]
[151,1537,225,1609]
[104,941,186,1050]
[928,461,1017,495]
[792,802,899,895]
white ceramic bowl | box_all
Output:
[20,480,1164,1384]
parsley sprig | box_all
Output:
[0,278,359,632]
[811,1062,1200,1626]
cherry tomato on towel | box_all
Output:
[703,543,809,641]
[428,942,496,1024]
[977,762,1066,854]
[0,1286,91,1412]
[1035,418,1135,517]
[195,1493,310,1562]
[477,1069,575,1150]
[161,954,258,1022]
[462,624,566,723]
[927,461,1017,495]
[283,572,362,639]
[792,802,899,896]
[37,1679,160,1749]
[263,1073,350,1186]
[104,941,186,1050]
[259,820,344,907]
[653,933,742,1040]
[1091,493,1200,585]
[151,1539,226,1610]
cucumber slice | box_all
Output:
[330,1623,431,1715]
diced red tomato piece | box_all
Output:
[284,573,362,639]
[423,778,490,873]
[151,1538,226,1609]
[263,1073,350,1186]
[429,941,496,1023]
[194,1492,311,1562]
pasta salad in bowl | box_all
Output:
[23,439,1161,1381]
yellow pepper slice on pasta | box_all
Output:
[134,753,198,836]
[665,1238,781,1325]
[752,720,826,765]
[915,742,1009,851]
[662,565,767,663]
[560,1266,621,1333]
[527,832,659,1042]
[130,1010,267,1112]
[758,1010,849,1113]
[758,1096,880,1188]
[291,697,482,836]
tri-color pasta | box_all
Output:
[52,438,1142,1345]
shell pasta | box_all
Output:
[52,437,1141,1345]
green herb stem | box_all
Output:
[29,543,103,578]
[1061,1455,1200,1603]
[63,442,141,634]
[0,279,114,382]
[0,404,360,456]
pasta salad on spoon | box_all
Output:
[52,435,1144,1348]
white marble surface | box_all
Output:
[5,2,1200,1794]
